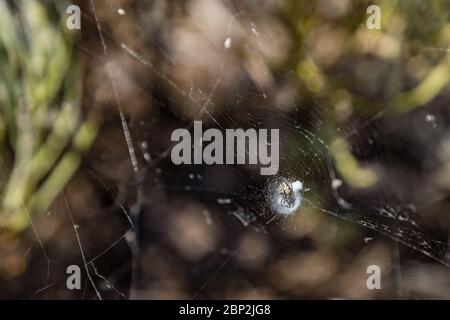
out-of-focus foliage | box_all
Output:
[0,0,96,232]
[285,0,450,187]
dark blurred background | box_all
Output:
[1,0,450,299]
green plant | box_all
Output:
[0,0,97,232]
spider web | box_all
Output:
[20,0,450,299]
